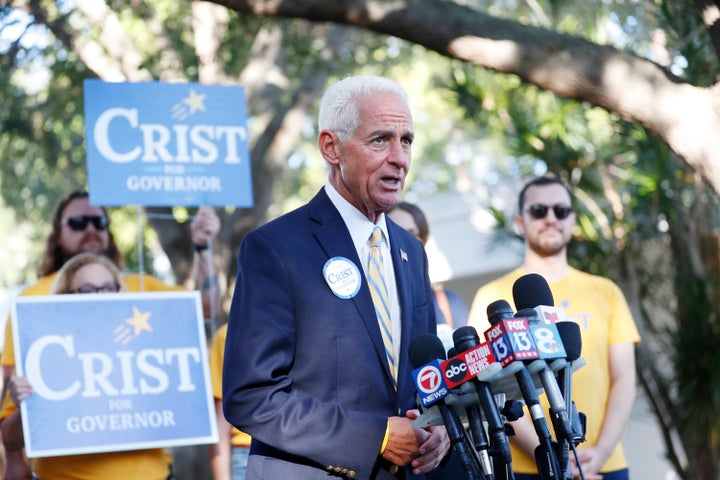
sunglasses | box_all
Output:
[75,282,120,294]
[525,204,573,220]
[61,215,109,231]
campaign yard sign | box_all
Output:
[84,79,252,207]
[11,291,218,458]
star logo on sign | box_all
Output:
[183,89,206,114]
[171,88,208,120]
[125,306,153,336]
[113,306,153,345]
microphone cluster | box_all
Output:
[409,274,586,480]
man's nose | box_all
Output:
[387,140,410,169]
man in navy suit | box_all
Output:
[223,76,450,479]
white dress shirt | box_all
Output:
[324,184,401,362]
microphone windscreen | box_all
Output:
[409,333,447,368]
[512,273,554,310]
[556,321,582,360]
[515,308,538,321]
[487,299,514,325]
[452,325,481,352]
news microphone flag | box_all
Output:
[534,305,568,324]
[512,274,568,360]
[412,359,450,408]
[441,342,497,389]
[524,314,566,360]
[484,317,539,366]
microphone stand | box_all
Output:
[555,322,586,480]
[465,398,495,479]
[452,327,515,480]
[437,402,482,480]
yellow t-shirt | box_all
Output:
[32,449,170,480]
[209,323,252,448]
[2,272,181,479]
[467,267,641,474]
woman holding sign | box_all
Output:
[1,253,173,480]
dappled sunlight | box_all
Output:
[448,36,520,67]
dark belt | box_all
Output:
[251,441,324,470]
[253,440,406,479]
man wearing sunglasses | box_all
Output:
[0,189,221,478]
[467,176,640,480]
[3,189,220,371]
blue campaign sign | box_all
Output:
[84,79,253,207]
[11,291,218,458]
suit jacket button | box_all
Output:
[326,465,334,471]
[389,464,399,474]
[348,471,357,478]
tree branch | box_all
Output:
[207,0,720,193]
[694,0,720,64]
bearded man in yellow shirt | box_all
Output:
[468,176,640,480]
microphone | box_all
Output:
[483,300,562,480]
[485,301,540,366]
[447,346,495,479]
[511,274,574,445]
[512,274,554,312]
[513,273,568,327]
[409,334,480,480]
[453,326,515,479]
[410,334,450,410]
[555,321,585,446]
[512,274,585,480]
[513,274,567,359]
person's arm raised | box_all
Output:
[190,206,221,319]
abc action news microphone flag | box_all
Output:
[412,336,499,410]
[83,80,253,207]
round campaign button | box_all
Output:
[323,257,361,299]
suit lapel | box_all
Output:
[309,191,396,388]
[387,224,414,390]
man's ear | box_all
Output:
[513,213,525,236]
[318,130,340,166]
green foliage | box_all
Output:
[0,1,472,287]
[0,11,90,285]
[3,0,720,477]
[0,2,194,285]
[660,0,720,82]
[446,25,720,470]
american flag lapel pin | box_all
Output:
[400,249,408,262]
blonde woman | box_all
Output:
[49,252,126,295]
[2,253,173,480]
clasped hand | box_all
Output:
[382,409,450,475]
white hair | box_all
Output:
[318,76,408,141]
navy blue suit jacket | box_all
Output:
[223,189,437,479]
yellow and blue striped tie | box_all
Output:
[368,226,396,387]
